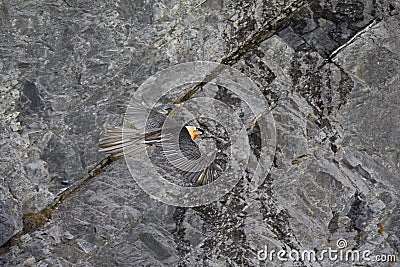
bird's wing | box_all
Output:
[194,164,219,185]
[160,127,220,185]
[145,110,168,131]
[123,101,169,131]
[181,163,220,185]
[161,128,203,168]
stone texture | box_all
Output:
[0,0,399,266]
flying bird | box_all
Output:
[98,102,220,185]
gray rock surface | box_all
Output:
[0,0,399,266]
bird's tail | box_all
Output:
[98,127,147,157]
[98,127,175,157]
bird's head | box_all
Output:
[185,126,203,140]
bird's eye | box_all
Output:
[195,128,204,135]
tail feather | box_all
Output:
[98,127,147,157]
[98,126,177,157]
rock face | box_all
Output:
[0,1,399,266]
